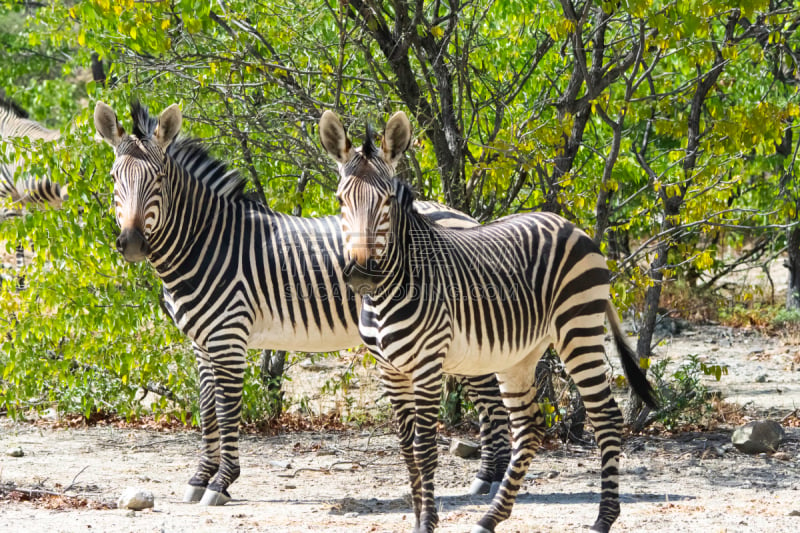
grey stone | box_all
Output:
[5,447,23,457]
[117,487,155,510]
[269,460,291,469]
[449,438,480,459]
[731,420,785,454]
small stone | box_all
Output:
[788,510,800,517]
[269,460,291,469]
[284,484,296,490]
[117,487,155,510]
[344,512,359,518]
[5,447,24,457]
[755,374,768,383]
[731,420,785,454]
[546,470,559,479]
[772,452,792,461]
[449,438,480,459]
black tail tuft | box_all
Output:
[614,335,658,409]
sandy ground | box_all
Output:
[2,321,800,533]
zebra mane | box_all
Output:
[167,137,247,201]
[362,123,379,159]
[0,95,30,119]
[130,100,157,140]
[128,101,247,201]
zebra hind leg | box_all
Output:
[472,359,546,533]
[559,328,624,532]
[462,374,510,497]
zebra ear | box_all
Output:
[381,111,412,168]
[154,104,182,150]
[94,101,125,147]
[319,110,354,164]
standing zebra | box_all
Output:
[319,110,658,533]
[1,96,66,290]
[93,101,511,506]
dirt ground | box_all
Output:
[2,320,800,533]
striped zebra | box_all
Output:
[319,110,658,533]
[93,101,511,506]
[1,96,66,290]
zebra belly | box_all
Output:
[247,315,360,352]
[442,327,551,376]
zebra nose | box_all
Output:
[116,228,150,263]
[351,245,371,267]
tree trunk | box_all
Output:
[259,350,287,417]
[787,224,800,310]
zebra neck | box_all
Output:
[369,203,424,300]
[148,174,222,273]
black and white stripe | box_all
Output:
[93,101,511,506]
[1,96,64,290]
[321,110,657,533]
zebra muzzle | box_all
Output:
[116,227,150,263]
[343,257,383,295]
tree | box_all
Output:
[2,0,799,425]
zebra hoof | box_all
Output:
[468,478,492,495]
[199,488,230,506]
[470,526,493,533]
[183,485,206,503]
[489,481,501,497]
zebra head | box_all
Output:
[94,101,182,263]
[319,110,412,291]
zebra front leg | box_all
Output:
[462,374,510,497]
[199,342,247,506]
[382,370,425,528]
[15,242,25,292]
[411,377,443,533]
[184,350,221,502]
[473,359,546,533]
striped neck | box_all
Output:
[365,184,420,300]
[147,156,221,273]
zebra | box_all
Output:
[319,110,658,533]
[0,96,66,290]
[92,101,511,506]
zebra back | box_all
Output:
[0,96,63,210]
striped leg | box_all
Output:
[559,324,623,533]
[473,353,546,533]
[462,374,511,495]
[184,342,247,506]
[184,349,221,502]
[200,339,247,505]
[384,372,423,527]
[15,242,25,292]
[381,360,443,533]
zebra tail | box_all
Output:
[606,301,659,409]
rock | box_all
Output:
[449,438,480,459]
[269,460,291,469]
[117,487,155,510]
[731,420,785,454]
[5,447,24,457]
[772,452,792,461]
